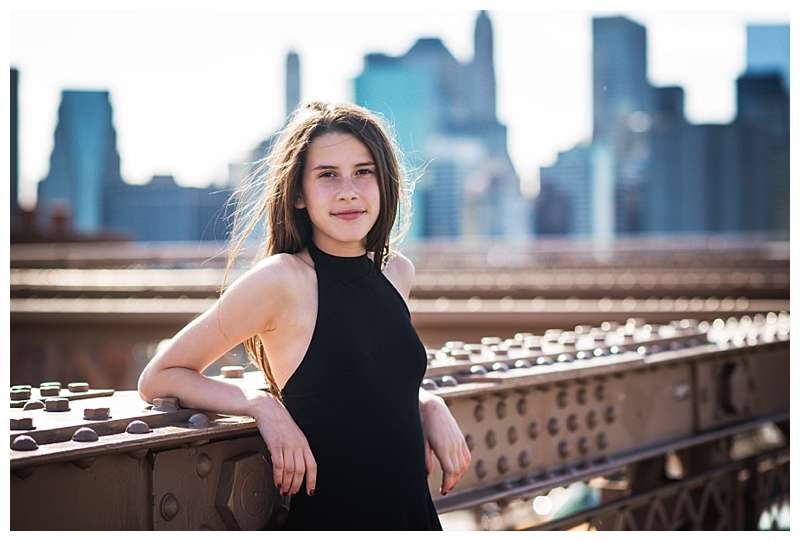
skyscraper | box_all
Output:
[469,10,497,122]
[746,24,789,92]
[37,90,125,233]
[592,16,652,143]
[286,50,301,118]
[354,10,526,240]
[11,68,19,218]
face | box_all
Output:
[295,131,381,256]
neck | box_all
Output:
[312,233,367,257]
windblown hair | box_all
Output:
[218,100,418,402]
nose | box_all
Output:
[337,175,359,199]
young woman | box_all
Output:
[137,101,471,530]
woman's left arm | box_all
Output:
[419,390,472,495]
[390,251,472,494]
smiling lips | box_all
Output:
[332,210,366,221]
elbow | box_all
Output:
[136,369,155,404]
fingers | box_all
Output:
[271,446,285,491]
[304,447,318,497]
[440,447,460,495]
[280,448,295,495]
[288,447,305,496]
[439,440,472,495]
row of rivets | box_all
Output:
[11,419,156,452]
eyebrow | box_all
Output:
[312,162,375,171]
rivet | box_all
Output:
[558,441,569,459]
[536,356,554,365]
[474,403,485,422]
[595,384,605,402]
[11,389,31,401]
[485,430,497,449]
[421,378,438,390]
[72,427,99,442]
[475,460,487,479]
[160,493,180,521]
[11,435,38,451]
[470,365,488,376]
[40,381,61,389]
[507,426,518,444]
[11,417,34,430]
[496,401,507,419]
[548,418,559,436]
[440,375,458,387]
[556,390,568,408]
[557,353,575,363]
[126,419,152,434]
[518,450,531,469]
[491,362,509,372]
[465,434,475,451]
[83,407,110,420]
[497,455,509,474]
[481,337,502,346]
[516,397,527,416]
[44,397,70,412]
[567,414,578,432]
[152,397,181,412]
[220,365,244,378]
[597,432,608,450]
[188,413,211,428]
[605,406,616,424]
[11,385,32,391]
[23,400,45,411]
[67,382,90,393]
[528,421,539,439]
[576,387,587,405]
[586,410,597,429]
[40,387,60,397]
[196,453,213,478]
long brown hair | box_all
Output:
[219,100,417,401]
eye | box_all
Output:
[357,169,375,176]
[319,171,335,178]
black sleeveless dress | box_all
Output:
[280,238,443,531]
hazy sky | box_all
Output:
[10,4,789,207]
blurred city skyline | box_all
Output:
[10,7,788,209]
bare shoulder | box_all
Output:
[220,252,302,333]
[384,249,416,298]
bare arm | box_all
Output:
[137,254,291,412]
[137,254,319,498]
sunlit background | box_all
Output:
[8,2,792,533]
[9,7,789,243]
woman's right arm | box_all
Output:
[137,254,317,498]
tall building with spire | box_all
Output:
[11,68,20,220]
[469,10,497,122]
[354,10,527,240]
[285,50,301,118]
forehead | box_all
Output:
[305,132,373,165]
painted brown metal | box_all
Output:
[11,312,788,530]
